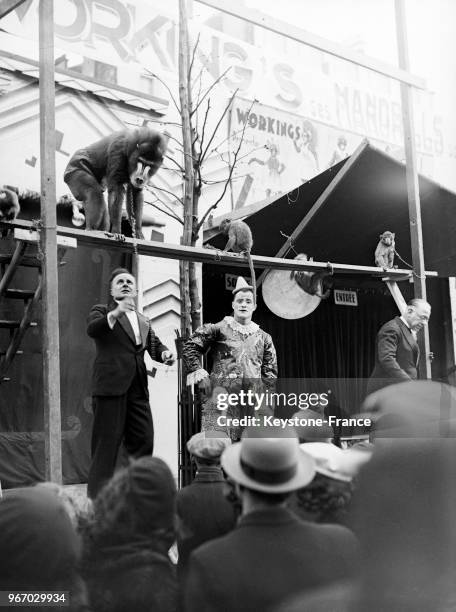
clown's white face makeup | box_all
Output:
[232,290,256,324]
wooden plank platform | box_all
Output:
[1,219,438,279]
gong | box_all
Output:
[262,267,321,319]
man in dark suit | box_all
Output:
[367,298,431,396]
[183,426,359,612]
[177,432,237,578]
[86,268,174,499]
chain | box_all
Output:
[394,249,426,280]
[31,219,44,262]
[128,188,138,258]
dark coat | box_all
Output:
[87,304,168,396]
[367,316,420,395]
[84,548,177,612]
[183,506,359,612]
[177,466,237,575]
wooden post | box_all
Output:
[178,0,193,337]
[395,0,431,379]
[39,0,62,482]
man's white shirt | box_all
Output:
[107,304,141,344]
[400,315,417,340]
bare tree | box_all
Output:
[147,0,256,338]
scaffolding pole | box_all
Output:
[395,0,431,379]
[39,0,62,482]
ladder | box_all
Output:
[0,238,42,383]
[0,228,76,383]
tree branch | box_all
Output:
[230,144,267,164]
[199,98,211,155]
[188,32,201,80]
[197,98,255,230]
[194,69,204,111]
[209,122,257,153]
[146,199,184,224]
[167,137,197,165]
[191,66,231,118]
[191,66,204,91]
[166,133,184,149]
[164,154,185,173]
[148,185,185,204]
[202,173,251,185]
[144,69,181,115]
[200,89,238,165]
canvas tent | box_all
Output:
[203,142,455,418]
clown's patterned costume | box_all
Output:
[183,316,278,440]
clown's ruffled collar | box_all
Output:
[224,316,259,337]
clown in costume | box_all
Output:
[183,277,278,440]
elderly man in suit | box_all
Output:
[183,426,359,612]
[86,268,174,499]
[367,298,431,396]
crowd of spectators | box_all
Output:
[1,380,455,612]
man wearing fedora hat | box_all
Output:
[177,432,237,577]
[183,276,277,440]
[184,426,359,612]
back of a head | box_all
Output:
[292,409,333,443]
[0,487,80,591]
[92,456,176,547]
[407,297,430,309]
[350,439,456,610]
[362,380,456,438]
[85,458,177,612]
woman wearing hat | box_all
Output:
[291,443,366,525]
[81,456,177,612]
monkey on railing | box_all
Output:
[290,254,333,299]
[375,231,396,270]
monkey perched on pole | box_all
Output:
[375,231,396,270]
[220,218,257,304]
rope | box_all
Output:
[286,186,300,205]
[279,231,298,256]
